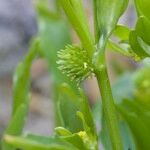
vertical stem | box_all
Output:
[95,66,123,150]
[93,0,100,43]
[94,40,123,150]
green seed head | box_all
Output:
[57,45,94,84]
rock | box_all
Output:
[0,0,37,77]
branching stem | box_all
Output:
[94,42,123,150]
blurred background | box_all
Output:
[0,0,137,140]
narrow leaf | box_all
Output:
[12,39,39,114]
[135,0,150,20]
[97,0,129,39]
[2,105,27,150]
[4,135,79,150]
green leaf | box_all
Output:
[61,134,88,150]
[113,25,130,41]
[138,37,150,56]
[100,115,136,150]
[37,10,73,85]
[56,84,83,133]
[107,25,134,57]
[26,133,86,150]
[136,17,150,45]
[76,111,91,136]
[4,105,27,136]
[3,39,39,150]
[112,73,135,103]
[76,102,98,150]
[108,40,132,57]
[112,65,150,107]
[97,0,129,40]
[57,84,97,135]
[56,84,98,149]
[3,135,79,150]
[135,0,150,20]
[60,0,94,57]
[129,30,147,59]
[2,104,28,150]
[93,65,150,149]
[36,0,81,127]
[12,39,39,114]
[55,127,72,136]
[55,127,90,150]
[25,134,54,145]
[93,0,129,67]
[111,66,150,149]
[134,66,150,106]
[129,17,150,59]
[78,90,97,137]
[25,133,88,150]
[118,99,150,149]
[36,0,59,20]
[93,100,136,150]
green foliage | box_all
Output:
[134,66,150,106]
[12,39,39,114]
[118,99,150,150]
[116,89,150,149]
[115,67,150,150]
[60,0,94,58]
[135,0,150,20]
[36,3,71,84]
[107,0,150,61]
[56,84,98,149]
[96,0,129,40]
[93,66,150,150]
[100,114,136,150]
[56,84,83,132]
[36,0,81,128]
[93,0,129,68]
[130,0,150,59]
[2,0,150,150]
[2,39,39,150]
[4,134,79,150]
[129,17,150,59]
[2,105,28,150]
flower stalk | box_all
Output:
[94,42,123,150]
[59,0,126,149]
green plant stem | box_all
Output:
[61,0,94,59]
[93,0,100,43]
[94,41,123,150]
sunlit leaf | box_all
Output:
[56,84,83,133]
[129,17,150,59]
[12,39,39,114]
[60,0,94,57]
[118,99,150,149]
[135,0,150,20]
[97,0,129,40]
[4,135,79,150]
[2,105,28,150]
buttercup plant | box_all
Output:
[58,0,129,149]
[58,0,150,149]
[1,0,150,150]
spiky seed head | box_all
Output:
[57,45,94,84]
